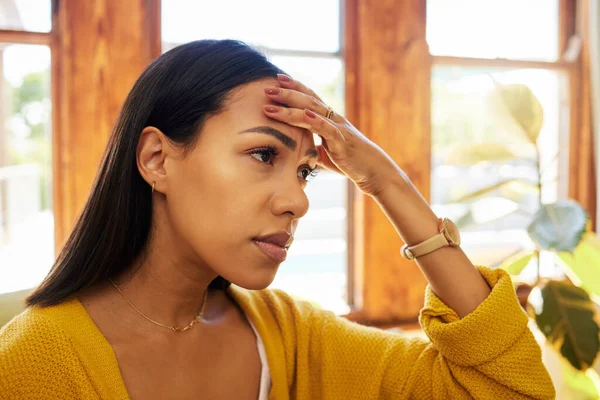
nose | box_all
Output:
[270,181,310,219]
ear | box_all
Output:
[136,126,174,194]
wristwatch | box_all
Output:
[400,218,461,260]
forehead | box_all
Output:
[222,78,314,144]
[229,78,280,108]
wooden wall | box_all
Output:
[345,0,429,323]
[568,0,597,229]
[52,0,160,244]
[42,0,595,326]
[47,0,431,324]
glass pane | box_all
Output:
[427,0,559,61]
[430,66,568,281]
[0,0,51,32]
[0,44,53,294]
[162,0,340,53]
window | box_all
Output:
[427,0,569,282]
[0,0,51,32]
[0,1,53,295]
[427,0,559,62]
[162,0,349,313]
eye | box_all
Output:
[249,146,279,165]
[298,165,320,182]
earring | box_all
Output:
[151,182,156,193]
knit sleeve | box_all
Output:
[409,265,554,399]
[275,266,555,399]
[0,310,98,399]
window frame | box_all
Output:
[0,2,54,289]
[0,30,50,45]
[342,0,587,328]
[430,57,573,256]
[1,0,162,261]
[0,0,590,330]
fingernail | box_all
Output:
[305,109,317,119]
[277,74,292,83]
[265,87,280,95]
[264,105,280,113]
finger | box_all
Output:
[316,145,342,174]
[262,105,341,143]
[277,74,324,103]
[303,109,346,143]
[265,86,329,118]
[276,75,342,123]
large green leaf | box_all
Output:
[454,209,475,230]
[491,83,544,143]
[558,233,600,300]
[451,179,538,204]
[499,180,540,202]
[499,250,536,275]
[452,179,516,203]
[445,143,517,166]
[527,200,588,252]
[470,197,519,224]
[535,280,600,371]
[454,207,523,233]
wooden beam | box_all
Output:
[344,0,429,321]
[568,0,597,230]
[0,30,51,45]
[559,0,577,56]
[52,0,162,248]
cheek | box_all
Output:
[166,155,259,250]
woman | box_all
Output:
[0,40,554,399]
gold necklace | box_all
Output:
[109,278,209,333]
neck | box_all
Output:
[111,230,219,330]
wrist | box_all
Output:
[367,163,409,198]
[372,175,440,245]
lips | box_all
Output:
[254,231,293,248]
[253,231,293,263]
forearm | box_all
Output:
[373,170,491,318]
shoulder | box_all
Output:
[0,302,82,394]
[231,285,321,314]
[1,304,70,350]
[251,287,314,309]
[228,285,338,332]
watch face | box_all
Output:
[443,218,461,246]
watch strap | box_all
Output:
[403,232,449,259]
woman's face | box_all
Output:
[164,78,318,289]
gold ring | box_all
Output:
[152,182,156,193]
[326,107,335,120]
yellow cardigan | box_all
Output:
[0,266,555,399]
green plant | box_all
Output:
[448,82,600,396]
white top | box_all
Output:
[247,317,272,400]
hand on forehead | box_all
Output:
[226,79,317,148]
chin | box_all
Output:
[227,267,279,291]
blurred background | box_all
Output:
[1,0,599,397]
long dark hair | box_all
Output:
[26,40,284,307]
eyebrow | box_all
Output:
[238,126,318,159]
